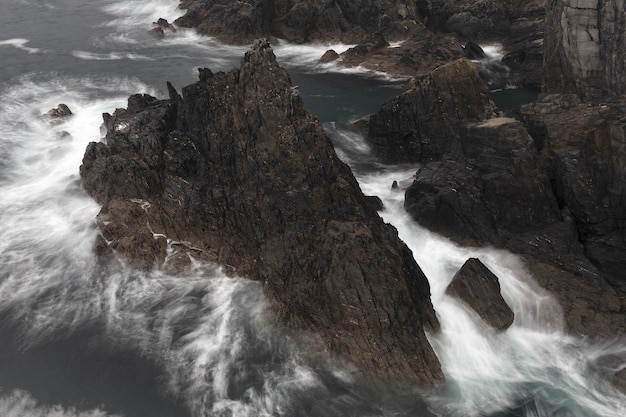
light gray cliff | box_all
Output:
[544,0,625,98]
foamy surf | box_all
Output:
[0,38,41,54]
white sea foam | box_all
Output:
[350,144,626,417]
[480,43,506,61]
[72,50,153,61]
[101,0,183,30]
[0,390,119,417]
[0,38,40,54]
[0,75,336,417]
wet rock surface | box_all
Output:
[445,258,514,331]
[174,1,548,84]
[357,58,494,164]
[80,41,443,387]
[175,0,425,45]
[364,72,625,337]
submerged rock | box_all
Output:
[44,103,73,120]
[80,40,443,387]
[445,258,514,330]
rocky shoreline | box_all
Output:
[80,40,442,388]
[356,0,626,340]
[78,0,626,390]
[170,0,544,85]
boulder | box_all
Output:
[463,41,487,60]
[150,18,177,36]
[44,103,73,119]
[445,258,514,330]
[80,40,443,387]
[319,49,339,63]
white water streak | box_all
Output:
[0,390,118,417]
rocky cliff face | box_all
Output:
[544,0,626,98]
[361,59,625,337]
[80,40,443,387]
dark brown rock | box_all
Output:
[338,27,464,77]
[361,58,494,164]
[150,18,177,37]
[80,40,443,387]
[405,117,560,247]
[520,94,626,302]
[175,0,425,45]
[613,368,626,395]
[319,49,339,63]
[45,103,73,119]
[445,258,514,330]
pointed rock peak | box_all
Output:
[243,38,276,65]
[166,81,181,103]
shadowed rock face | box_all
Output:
[361,61,625,337]
[359,59,494,164]
[445,258,514,331]
[80,40,443,387]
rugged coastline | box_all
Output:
[78,0,625,392]
[80,40,443,388]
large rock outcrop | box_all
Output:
[543,0,626,98]
[424,0,546,89]
[357,58,494,164]
[520,94,626,296]
[361,58,625,337]
[80,40,443,387]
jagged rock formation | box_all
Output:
[80,40,443,387]
[424,0,545,89]
[175,0,424,44]
[356,58,494,164]
[520,94,626,297]
[338,27,464,76]
[404,117,559,247]
[544,0,626,98]
[445,258,514,330]
[361,61,625,336]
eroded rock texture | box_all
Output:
[361,59,625,337]
[359,59,494,164]
[80,40,443,387]
[445,258,514,331]
[175,0,425,44]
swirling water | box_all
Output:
[0,1,624,416]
